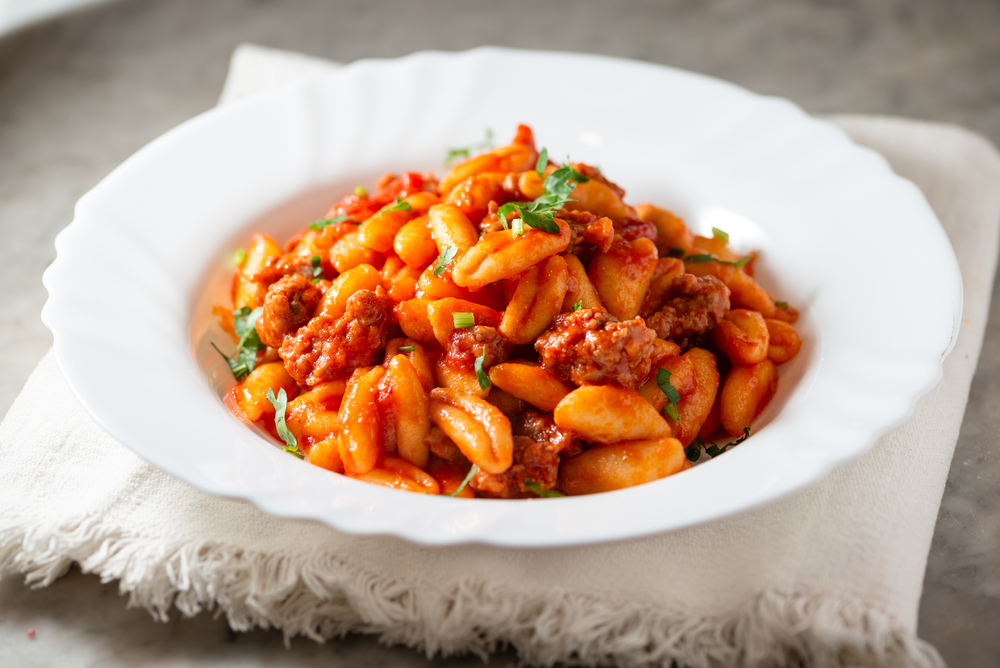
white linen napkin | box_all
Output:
[2,44,999,668]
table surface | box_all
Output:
[1,1,998,666]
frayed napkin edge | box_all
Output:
[0,516,942,668]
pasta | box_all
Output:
[215,125,802,498]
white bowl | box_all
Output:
[42,48,961,547]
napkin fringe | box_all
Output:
[0,515,943,668]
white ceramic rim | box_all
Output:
[42,47,962,547]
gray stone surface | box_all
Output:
[0,0,998,665]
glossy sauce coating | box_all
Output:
[220,125,802,497]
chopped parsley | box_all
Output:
[386,196,412,212]
[211,306,264,381]
[683,252,754,269]
[687,426,752,462]
[525,479,565,498]
[309,215,351,232]
[732,425,752,445]
[449,464,480,497]
[354,186,368,198]
[775,300,789,309]
[452,312,475,329]
[398,345,415,353]
[265,387,300,456]
[704,442,726,458]
[711,227,730,243]
[433,245,459,276]
[497,154,590,234]
[310,255,323,283]
[571,300,583,312]
[655,367,682,422]
[232,248,247,267]
[666,248,686,259]
[684,439,703,463]
[535,147,549,176]
[474,353,491,391]
[445,128,494,166]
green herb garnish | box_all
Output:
[211,306,264,381]
[666,248,686,259]
[685,438,703,463]
[232,248,247,267]
[386,196,412,212]
[701,426,752,459]
[572,300,583,312]
[309,215,351,232]
[354,186,368,198]
[452,312,475,329]
[433,245,459,276]
[705,442,725,458]
[775,300,789,309]
[655,367,682,422]
[265,388,299,456]
[474,353,491,391]
[683,253,754,269]
[525,479,565,498]
[445,128,494,166]
[496,155,590,234]
[535,147,549,176]
[398,345,415,353]
[449,464,480,497]
[310,255,323,282]
[711,227,730,243]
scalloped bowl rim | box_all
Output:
[41,47,961,547]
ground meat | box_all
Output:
[515,409,582,457]
[255,274,322,348]
[424,427,463,462]
[443,326,510,372]
[470,435,561,498]
[534,308,657,388]
[279,288,396,386]
[614,217,658,243]
[250,252,315,286]
[559,210,614,262]
[646,274,730,347]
